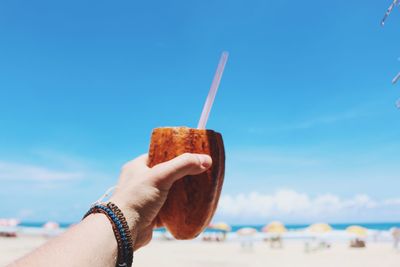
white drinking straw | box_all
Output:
[197,51,229,129]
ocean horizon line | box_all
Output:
[16,221,400,231]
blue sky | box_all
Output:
[1,0,400,224]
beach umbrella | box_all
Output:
[308,223,332,233]
[262,221,287,234]
[211,222,231,232]
[7,218,20,227]
[0,218,19,227]
[0,218,19,237]
[346,225,368,237]
[43,221,60,237]
[0,218,8,227]
[43,221,59,230]
[237,227,257,236]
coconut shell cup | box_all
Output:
[147,127,225,240]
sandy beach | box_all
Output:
[1,236,399,267]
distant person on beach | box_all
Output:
[392,227,400,251]
[8,153,212,267]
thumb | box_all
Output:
[150,153,212,188]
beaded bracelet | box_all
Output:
[107,202,133,265]
[107,203,134,253]
[84,205,124,264]
[83,202,134,267]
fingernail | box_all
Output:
[199,155,212,169]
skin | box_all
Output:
[9,153,212,267]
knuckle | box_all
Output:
[180,153,199,167]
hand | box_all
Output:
[109,153,212,250]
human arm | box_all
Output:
[9,153,212,267]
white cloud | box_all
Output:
[0,161,84,181]
[0,149,115,183]
[216,189,400,223]
[383,198,400,206]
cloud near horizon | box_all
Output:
[0,161,84,181]
[216,189,400,224]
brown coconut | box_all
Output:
[147,127,225,239]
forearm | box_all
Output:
[10,214,118,267]
[9,153,210,266]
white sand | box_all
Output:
[1,236,399,267]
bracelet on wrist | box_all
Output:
[83,202,134,267]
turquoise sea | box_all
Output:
[19,222,400,232]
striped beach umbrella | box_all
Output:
[346,225,368,237]
[44,221,59,230]
[237,227,257,236]
[308,223,332,233]
[262,221,287,234]
[211,222,231,232]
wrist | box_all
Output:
[108,196,139,244]
[83,202,135,265]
